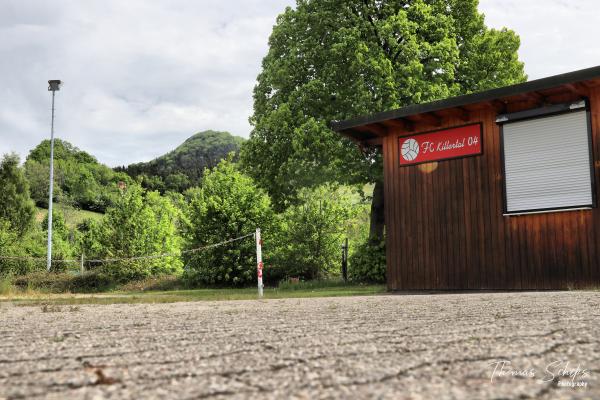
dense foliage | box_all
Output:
[41,211,75,270]
[184,159,273,286]
[0,154,43,275]
[270,185,355,281]
[0,219,45,276]
[348,240,386,283]
[1,146,407,286]
[119,130,245,193]
[240,0,527,242]
[81,186,184,282]
[25,139,132,212]
[0,154,36,236]
[13,271,113,293]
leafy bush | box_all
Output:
[0,218,46,276]
[69,271,113,292]
[81,185,183,282]
[0,274,14,295]
[13,271,112,293]
[0,153,36,236]
[0,221,25,275]
[25,139,133,212]
[348,240,386,283]
[14,271,72,292]
[269,185,355,281]
[1,212,77,276]
[183,159,274,286]
[42,210,76,271]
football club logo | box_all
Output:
[401,138,420,161]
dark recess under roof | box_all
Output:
[331,65,600,133]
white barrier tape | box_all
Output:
[0,232,255,265]
[0,256,78,263]
[86,233,255,264]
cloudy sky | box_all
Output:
[2,0,600,167]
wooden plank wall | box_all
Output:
[384,87,600,290]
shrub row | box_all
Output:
[13,271,113,293]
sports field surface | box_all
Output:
[1,291,598,399]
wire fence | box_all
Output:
[0,232,255,267]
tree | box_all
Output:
[24,160,53,208]
[0,153,36,236]
[240,0,526,243]
[165,173,191,193]
[0,219,46,276]
[184,159,274,286]
[83,185,183,281]
[25,139,133,212]
[0,153,43,275]
[271,185,355,281]
[42,210,75,270]
[27,139,97,165]
[348,240,386,283]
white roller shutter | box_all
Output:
[502,110,593,214]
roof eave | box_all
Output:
[331,65,600,133]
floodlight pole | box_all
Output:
[47,80,61,271]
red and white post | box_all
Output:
[255,228,263,298]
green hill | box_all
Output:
[118,130,245,192]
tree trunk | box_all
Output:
[369,180,385,245]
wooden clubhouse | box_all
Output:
[332,66,600,290]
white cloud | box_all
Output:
[0,0,295,166]
[2,1,600,166]
[478,0,600,79]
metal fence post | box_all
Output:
[341,238,348,282]
[256,228,263,298]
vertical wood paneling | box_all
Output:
[413,159,426,289]
[555,213,566,286]
[578,213,590,287]
[568,215,578,287]
[539,213,550,288]
[441,164,452,289]
[421,164,434,287]
[551,214,560,287]
[454,160,467,288]
[410,168,422,289]
[488,110,507,288]
[392,134,405,290]
[461,156,475,289]
[589,86,600,285]
[382,93,600,289]
[524,217,537,288]
[474,140,489,287]
[509,218,522,289]
[382,135,394,290]
[443,163,453,288]
[513,218,526,288]
[393,136,401,289]
[432,162,444,288]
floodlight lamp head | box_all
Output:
[48,80,62,91]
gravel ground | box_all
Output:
[0,292,598,400]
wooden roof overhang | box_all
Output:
[331,65,600,146]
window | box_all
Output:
[499,101,595,215]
